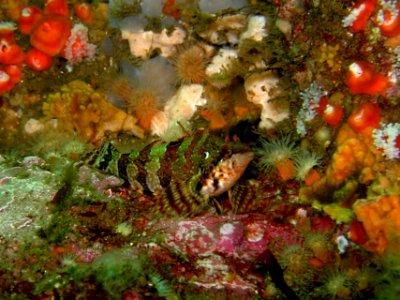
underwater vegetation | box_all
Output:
[1,0,400,299]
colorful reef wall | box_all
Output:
[1,0,400,299]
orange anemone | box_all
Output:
[5,65,22,83]
[0,39,25,65]
[345,61,390,95]
[74,3,93,25]
[0,69,15,94]
[25,48,53,71]
[18,6,43,35]
[378,1,400,37]
[30,14,71,56]
[348,0,377,32]
[44,0,69,17]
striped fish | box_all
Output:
[86,131,253,216]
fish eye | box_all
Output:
[220,145,232,157]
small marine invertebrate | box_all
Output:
[278,243,312,285]
[293,150,321,183]
[74,3,93,25]
[173,44,208,84]
[335,234,350,254]
[348,102,381,133]
[317,271,352,299]
[0,40,24,65]
[149,273,178,300]
[372,122,400,159]
[0,64,21,94]
[18,6,43,35]
[296,82,327,137]
[60,136,92,161]
[256,135,297,181]
[323,103,344,127]
[130,90,162,132]
[376,0,400,37]
[25,48,52,71]
[113,58,177,134]
[345,61,390,95]
[0,69,15,94]
[0,22,17,42]
[305,232,332,264]
[5,64,22,84]
[61,23,96,65]
[342,0,377,32]
[0,25,25,65]
[30,14,71,56]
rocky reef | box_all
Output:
[1,0,400,299]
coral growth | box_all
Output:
[314,43,341,71]
[121,26,186,58]
[354,195,400,254]
[324,125,377,187]
[245,71,289,130]
[43,80,144,143]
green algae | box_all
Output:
[0,164,59,240]
[33,248,177,300]
[110,0,142,21]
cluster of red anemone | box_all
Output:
[343,0,398,96]
[314,96,344,127]
[0,0,93,94]
[345,61,390,95]
[0,23,25,94]
[347,0,400,37]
